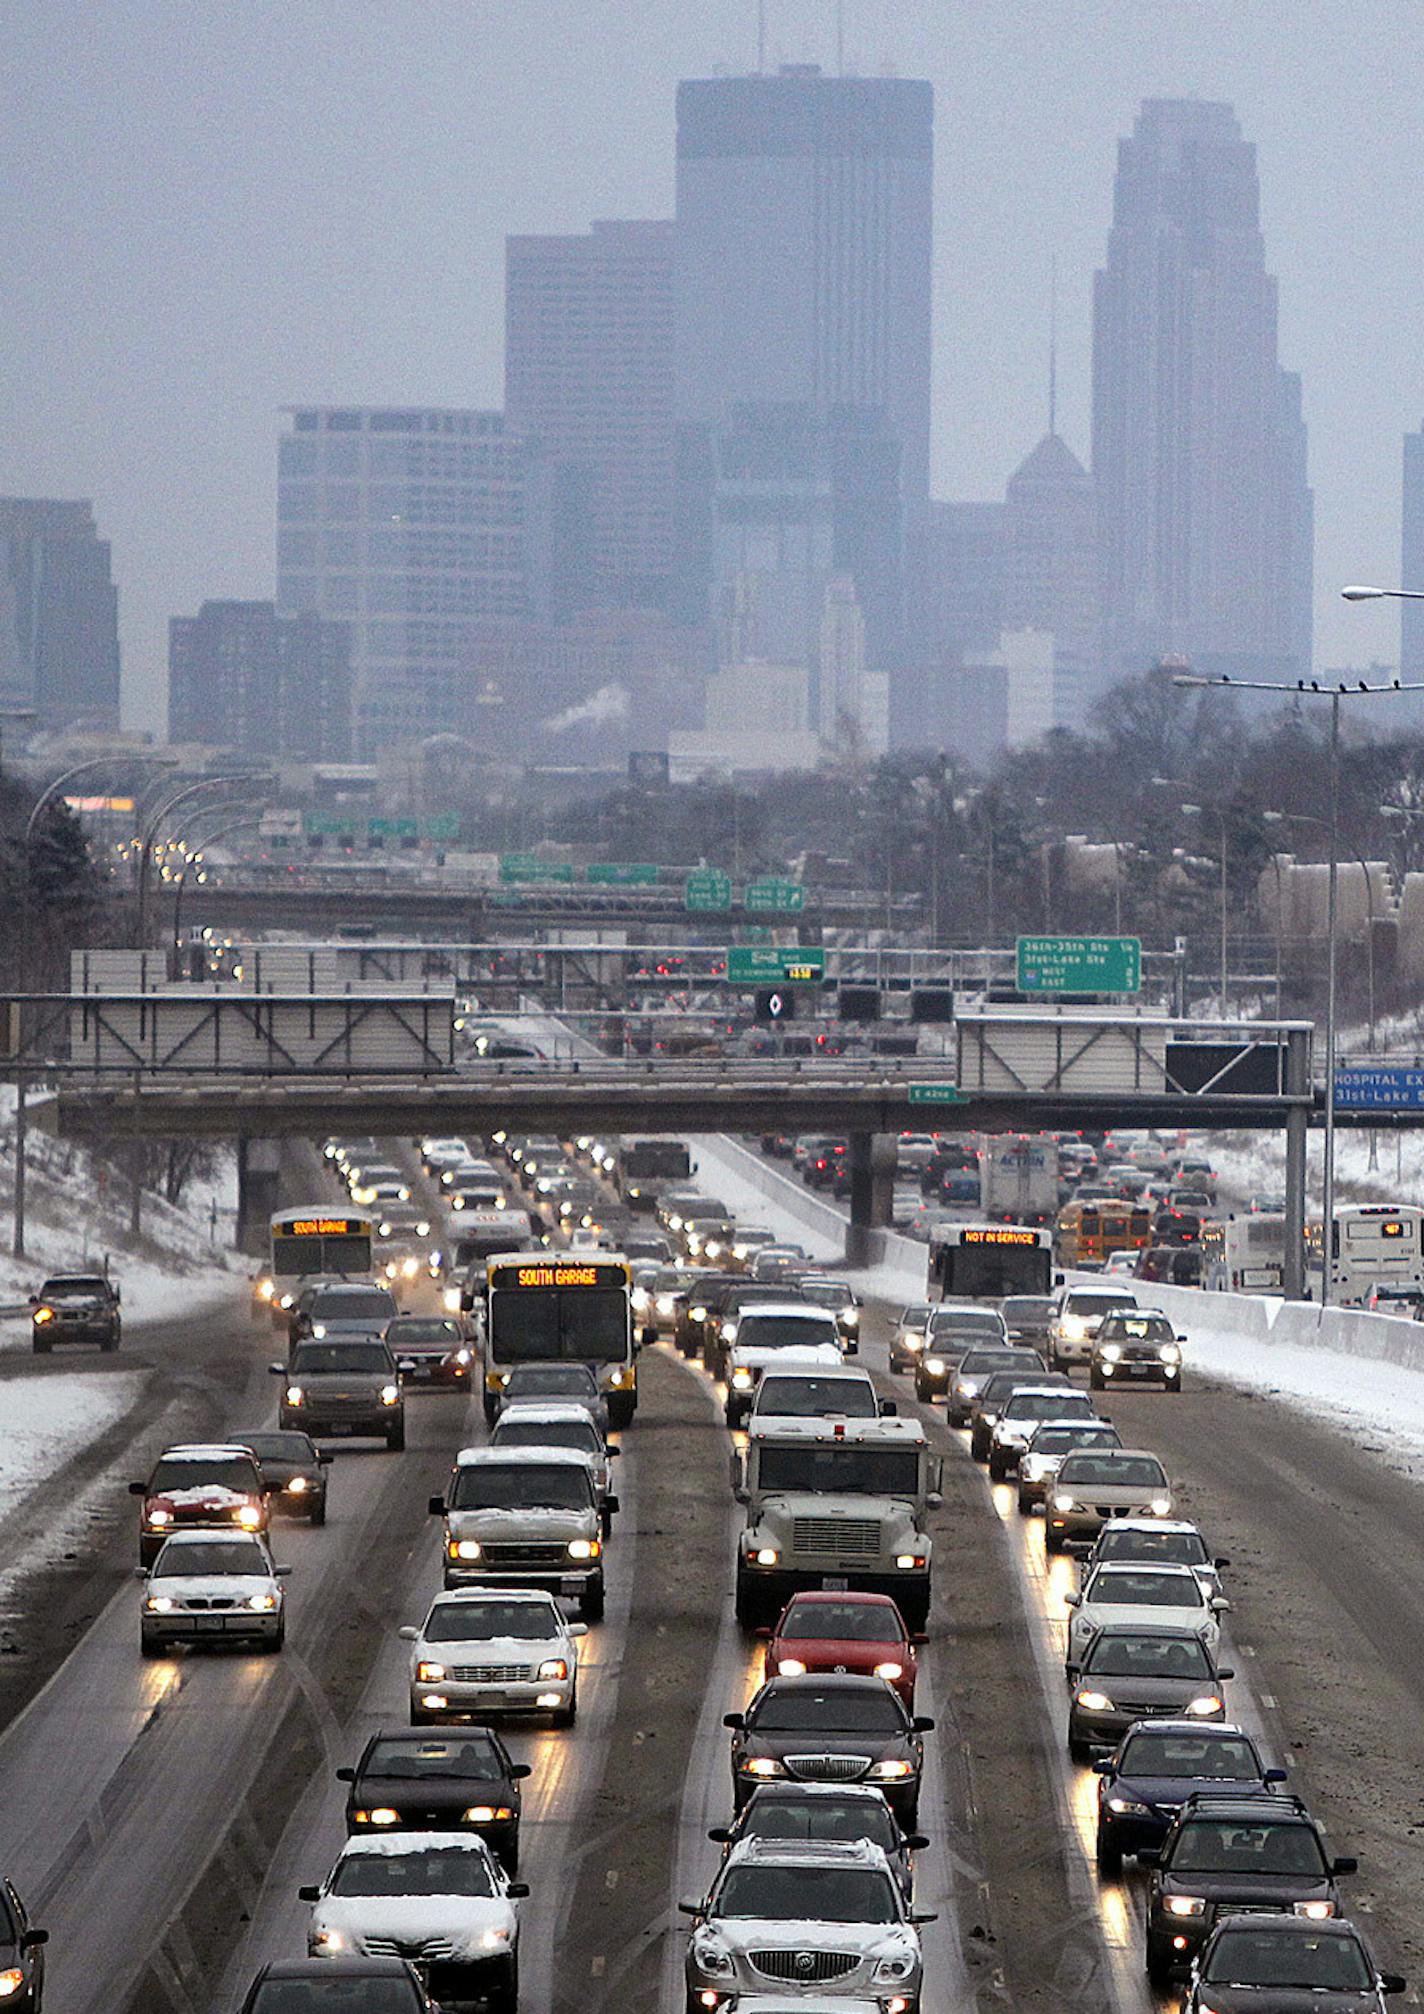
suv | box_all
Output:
[946,1345,1044,1429]
[273,1338,406,1448]
[915,1305,1009,1402]
[293,1281,400,1341]
[724,1304,845,1428]
[30,1273,120,1352]
[986,1386,1101,1482]
[1093,1721,1283,1871]
[431,1448,609,1619]
[1049,1285,1138,1369]
[967,1368,1073,1462]
[749,1368,883,1425]
[131,1443,268,1566]
[1091,1310,1184,1390]
[1143,1794,1356,1982]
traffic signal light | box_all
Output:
[839,985,881,1023]
[755,987,796,1022]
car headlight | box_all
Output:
[690,1305,708,1324]
[566,1538,601,1560]
[1160,1343,1181,1361]
[1099,1343,1122,1362]
[312,1324,327,1339]
[693,1937,736,1977]
[145,1595,175,1613]
[631,1289,650,1313]
[902,1333,924,1352]
[379,1221,393,1238]
[146,1507,173,1527]
[380,1384,401,1405]
[1163,1896,1206,1918]
[449,1539,482,1560]
[958,1378,980,1397]
[1075,1689,1113,1711]
[869,1759,914,1780]
[1062,1317,1087,1340]
[236,1504,263,1529]
[894,1553,926,1570]
[705,1242,722,1259]
[417,1661,447,1681]
[1149,1496,1172,1515]
[720,1320,738,1341]
[537,1658,569,1680]
[750,1547,779,1566]
[279,1292,294,1309]
[247,1593,277,1611]
[455,1348,471,1364]
[1186,1693,1224,1717]
[740,1757,785,1777]
[872,1953,917,1984]
[1053,1493,1075,1511]
[1294,1901,1336,1920]
[656,1294,676,1316]
[608,1368,630,1388]
[731,1368,754,1390]
[843,1308,859,1328]
[732,1245,748,1261]
[443,1289,462,1312]
[463,1804,513,1822]
[287,1475,311,1494]
[776,1657,807,1676]
[1106,1796,1151,1815]
[873,1661,904,1681]
[311,1926,345,1951]
[924,1356,945,1376]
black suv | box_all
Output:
[338,1728,531,1872]
[30,1274,120,1353]
[1143,1793,1356,1982]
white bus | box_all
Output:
[927,1223,1054,1301]
[1307,1203,1424,1306]
[1202,1213,1287,1294]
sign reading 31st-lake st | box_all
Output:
[1016,935,1142,995]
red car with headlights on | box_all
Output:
[761,1591,918,1707]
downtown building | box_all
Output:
[672,67,934,750]
[169,600,353,760]
[0,498,122,730]
[1093,99,1313,686]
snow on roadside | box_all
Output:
[0,1372,142,1521]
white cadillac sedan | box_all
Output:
[402,1588,586,1726]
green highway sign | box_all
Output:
[745,877,805,914]
[422,813,459,842]
[685,869,733,913]
[726,946,825,984]
[500,854,575,884]
[1016,934,1142,995]
[587,862,660,885]
[907,1083,968,1105]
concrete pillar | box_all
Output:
[1283,1024,1310,1301]
[846,1132,897,1268]
[236,1138,282,1256]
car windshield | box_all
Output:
[716,1865,899,1924]
[1002,1298,1053,1325]
[1083,1633,1212,1678]
[494,1420,601,1456]
[448,1465,592,1512]
[250,1985,421,2012]
[505,1368,599,1400]
[1100,1316,1174,1342]
[312,1291,397,1321]
[1066,1294,1135,1317]
[800,1284,854,1311]
[750,1685,906,1733]
[1031,1426,1120,1454]
[363,1737,503,1781]
[958,1349,1037,1378]
[235,1433,313,1462]
[1088,1571,1202,1609]
[755,1446,921,1497]
[1170,1820,1329,1877]
[1059,1455,1167,1489]
[290,1344,391,1376]
[928,1310,1004,1338]
[1119,1733,1260,1780]
[154,1540,267,1576]
[1005,1393,1095,1422]
[1204,1928,1371,1990]
[424,1599,561,1642]
[743,1798,897,1850]
[737,1316,839,1349]
[41,1277,106,1296]
[780,1602,904,1644]
[387,1321,462,1345]
[755,1379,877,1419]
[1096,1529,1209,1568]
[898,1307,930,1329]
[330,1847,496,1897]
[149,1457,258,1495]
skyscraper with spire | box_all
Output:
[1093,99,1313,683]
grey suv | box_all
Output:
[273,1339,405,1449]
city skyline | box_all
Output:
[5,0,1424,733]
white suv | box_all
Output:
[1048,1285,1138,1368]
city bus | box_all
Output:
[617,1138,693,1210]
[261,1207,375,1323]
[1306,1203,1424,1306]
[1053,1199,1153,1269]
[927,1223,1053,1301]
[483,1252,636,1427]
[1202,1213,1287,1294]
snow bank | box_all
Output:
[0,1371,141,1521]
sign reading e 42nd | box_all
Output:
[1016,935,1142,995]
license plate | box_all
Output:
[821,1575,849,1592]
[1128,1363,1156,1377]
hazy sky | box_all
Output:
[5,0,1424,734]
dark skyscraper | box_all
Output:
[673,68,933,729]
[1093,99,1313,683]
[505,220,676,616]
[0,498,122,729]
[169,600,352,759]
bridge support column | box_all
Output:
[236,1139,281,1257]
[846,1132,896,1268]
[1283,1024,1310,1301]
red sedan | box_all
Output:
[760,1591,919,1707]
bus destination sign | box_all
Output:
[288,1217,363,1236]
[513,1262,616,1288]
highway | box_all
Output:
[0,1131,1414,2011]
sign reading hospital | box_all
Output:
[1334,1066,1424,1111]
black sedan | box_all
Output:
[1067,1624,1234,1761]
[383,1315,473,1390]
[725,1673,933,1827]
[1185,1916,1405,2012]
[235,1430,332,1524]
[238,1956,436,2012]
[1093,1721,1284,1872]
[708,1781,927,1898]
[337,1728,531,1872]
[0,1880,45,2012]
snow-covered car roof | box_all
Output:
[426,1586,563,1611]
[1084,1561,1203,1586]
[735,1302,839,1322]
[452,1444,598,1470]
[721,1835,897,1874]
[492,1402,603,1429]
[334,1829,503,1860]
[155,1444,261,1464]
[152,1527,270,1552]
[1091,1517,1204,1539]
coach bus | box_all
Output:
[483,1252,636,1427]
[927,1223,1053,1301]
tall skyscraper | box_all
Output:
[1402,425,1424,678]
[0,498,121,729]
[276,408,552,754]
[1093,99,1313,683]
[169,600,352,759]
[505,220,675,616]
[1004,433,1101,730]
[674,67,933,734]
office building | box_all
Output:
[1093,99,1314,682]
[505,220,675,615]
[1003,433,1101,730]
[169,600,352,760]
[276,407,553,753]
[925,501,1008,663]
[0,498,121,729]
[674,68,933,729]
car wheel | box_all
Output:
[1145,1936,1175,1986]
[1095,1827,1123,1876]
[1089,1369,1104,1391]
[988,1453,1007,1482]
[483,1399,498,1426]
[32,1337,51,1355]
[267,1622,286,1653]
[1067,1734,1091,1765]
[1044,1528,1064,1555]
[1016,1487,1033,1514]
[488,1955,518,2014]
[556,1689,577,1728]
[139,1630,164,1659]
[385,1420,406,1452]
[970,1430,989,1463]
[101,1332,119,1352]
[309,1496,327,1526]
[580,1577,605,1623]
[734,1571,765,1631]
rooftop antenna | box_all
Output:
[1048,254,1059,439]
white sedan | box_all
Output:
[139,1530,289,1655]
[303,1832,526,2013]
[1064,1561,1228,1668]
[402,1588,586,1726]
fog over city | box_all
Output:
[5,0,1424,734]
